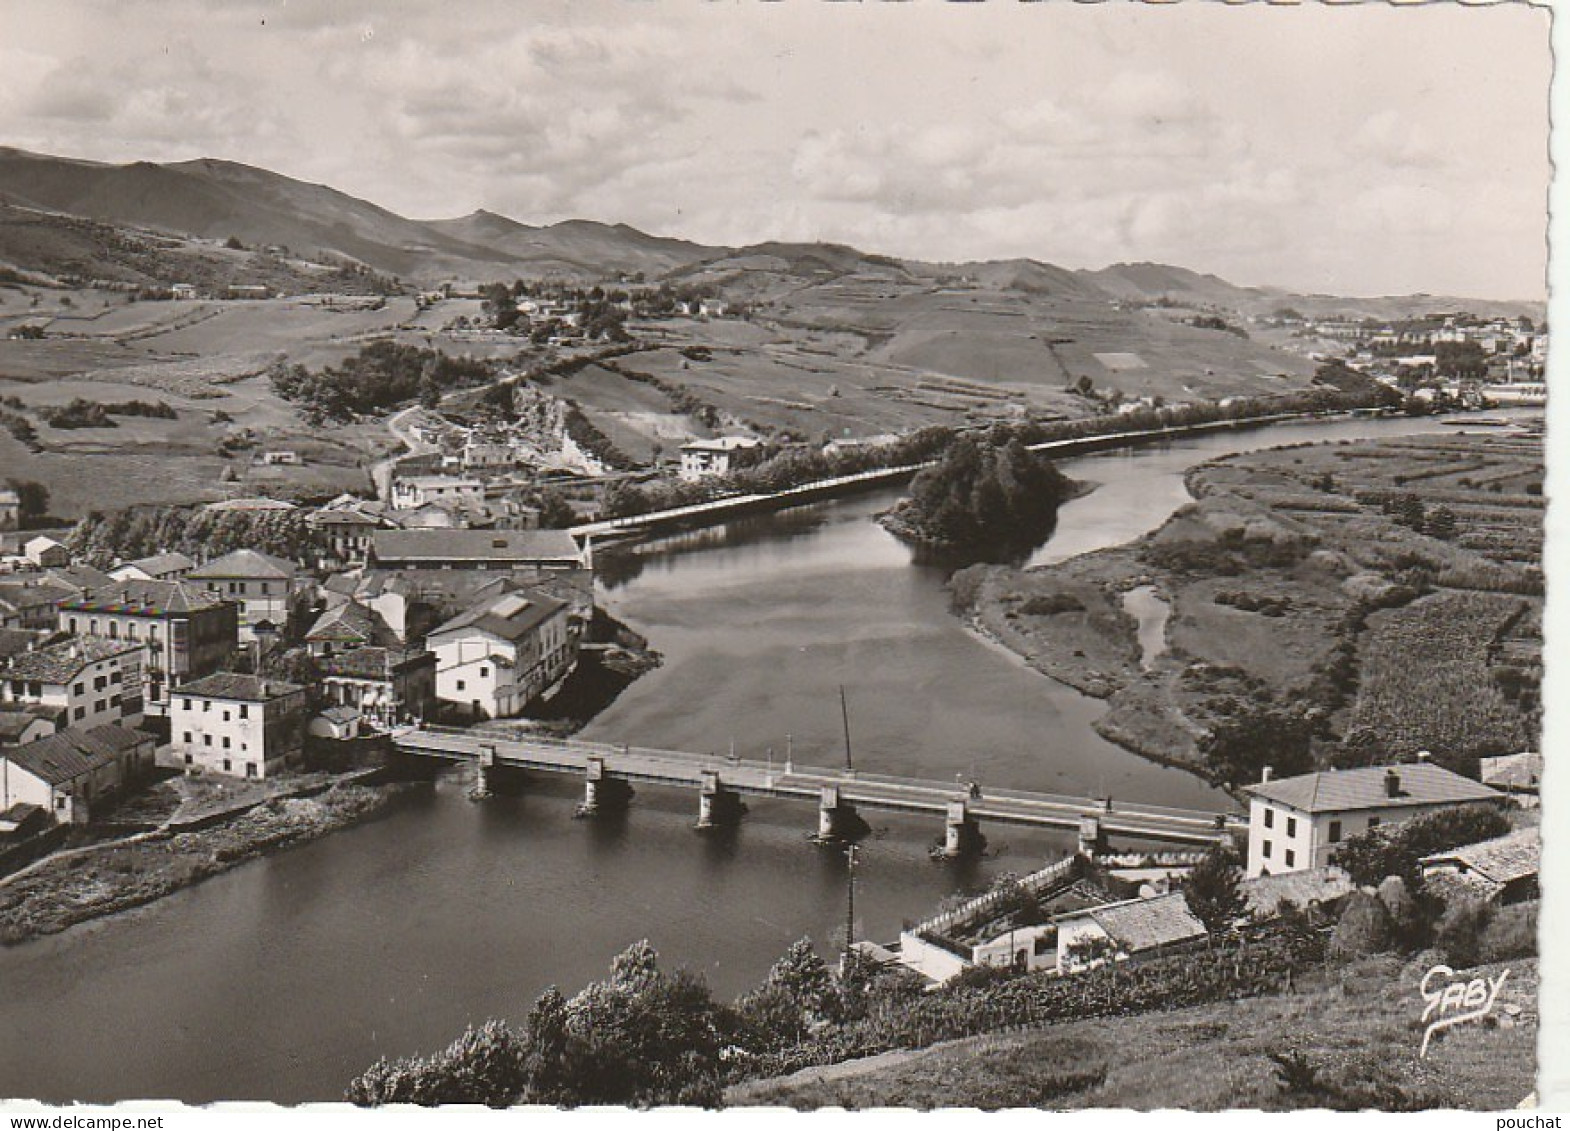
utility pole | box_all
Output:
[841,842,859,978]
[839,685,853,774]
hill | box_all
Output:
[424,210,716,280]
[729,955,1536,1111]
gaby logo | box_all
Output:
[1420,964,1510,1058]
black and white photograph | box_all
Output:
[0,0,1553,1116]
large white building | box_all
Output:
[678,436,763,481]
[167,672,308,779]
[427,588,576,720]
[1243,761,1502,878]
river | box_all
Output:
[0,411,1522,1103]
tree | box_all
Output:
[1183,844,1248,938]
[1199,706,1314,787]
[224,235,245,250]
[536,488,576,530]
[6,479,49,524]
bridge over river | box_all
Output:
[392,724,1244,855]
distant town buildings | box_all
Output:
[368,529,586,575]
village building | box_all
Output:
[187,549,305,644]
[390,475,485,510]
[1421,826,1540,906]
[369,529,586,576]
[678,436,764,481]
[1053,891,1207,974]
[461,439,515,472]
[318,647,436,731]
[167,673,308,779]
[0,724,156,825]
[0,577,78,630]
[109,552,197,583]
[308,497,395,568]
[0,637,146,730]
[1480,752,1543,797]
[427,588,576,720]
[303,599,397,657]
[24,537,69,569]
[1243,760,1503,878]
[0,705,65,750]
[59,579,239,714]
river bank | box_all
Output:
[0,777,414,946]
[954,425,1544,785]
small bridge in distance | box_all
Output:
[391,724,1245,856]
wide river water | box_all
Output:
[0,412,1517,1102]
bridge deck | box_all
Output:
[392,726,1242,845]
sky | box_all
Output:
[0,0,1552,300]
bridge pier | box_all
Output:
[939,799,986,858]
[576,757,633,818]
[815,785,869,844]
[1078,814,1107,857]
[470,744,496,800]
[695,771,745,830]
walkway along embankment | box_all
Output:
[568,410,1329,547]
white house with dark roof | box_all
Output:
[1053,890,1207,973]
[0,724,155,824]
[0,637,146,730]
[426,588,576,719]
[1243,760,1503,878]
[110,551,196,583]
[168,672,308,779]
[678,436,764,481]
[187,549,304,644]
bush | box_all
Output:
[1434,896,1493,968]
[1478,900,1538,963]
[1019,592,1084,617]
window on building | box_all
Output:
[1286,816,1297,838]
[1262,840,1272,859]
[239,704,248,719]
[1285,849,1296,867]
[183,699,193,710]
[73,706,85,721]
[184,753,193,765]
[109,622,118,639]
[1263,808,1274,829]
[456,680,466,691]
[110,694,121,708]
[74,682,85,696]
[89,620,98,635]
[183,732,192,743]
[1329,820,1342,843]
[246,763,256,778]
[223,759,232,773]
[94,676,107,691]
[479,667,488,678]
[69,618,78,633]
[202,701,210,712]
[203,735,212,746]
[222,710,230,722]
[222,736,231,749]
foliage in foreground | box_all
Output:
[1332,802,1512,888]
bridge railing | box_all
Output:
[393,726,1241,825]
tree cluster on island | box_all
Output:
[879,430,1079,561]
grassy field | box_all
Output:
[730,956,1537,1110]
[961,429,1544,778]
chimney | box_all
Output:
[1384,768,1401,798]
[1261,766,1273,783]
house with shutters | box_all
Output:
[187,549,305,644]
[167,673,308,779]
[1243,759,1503,878]
[59,580,238,715]
[0,637,146,730]
[427,588,576,719]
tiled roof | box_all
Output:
[188,549,297,581]
[1481,752,1542,792]
[42,565,117,593]
[3,637,140,684]
[61,578,230,617]
[306,600,393,646]
[120,552,196,577]
[371,529,582,565]
[0,579,75,610]
[0,705,64,740]
[428,588,566,644]
[1421,826,1540,886]
[1071,891,1207,952]
[1241,867,1355,919]
[1245,763,1500,815]
[319,646,430,681]
[174,672,304,702]
[6,724,149,786]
